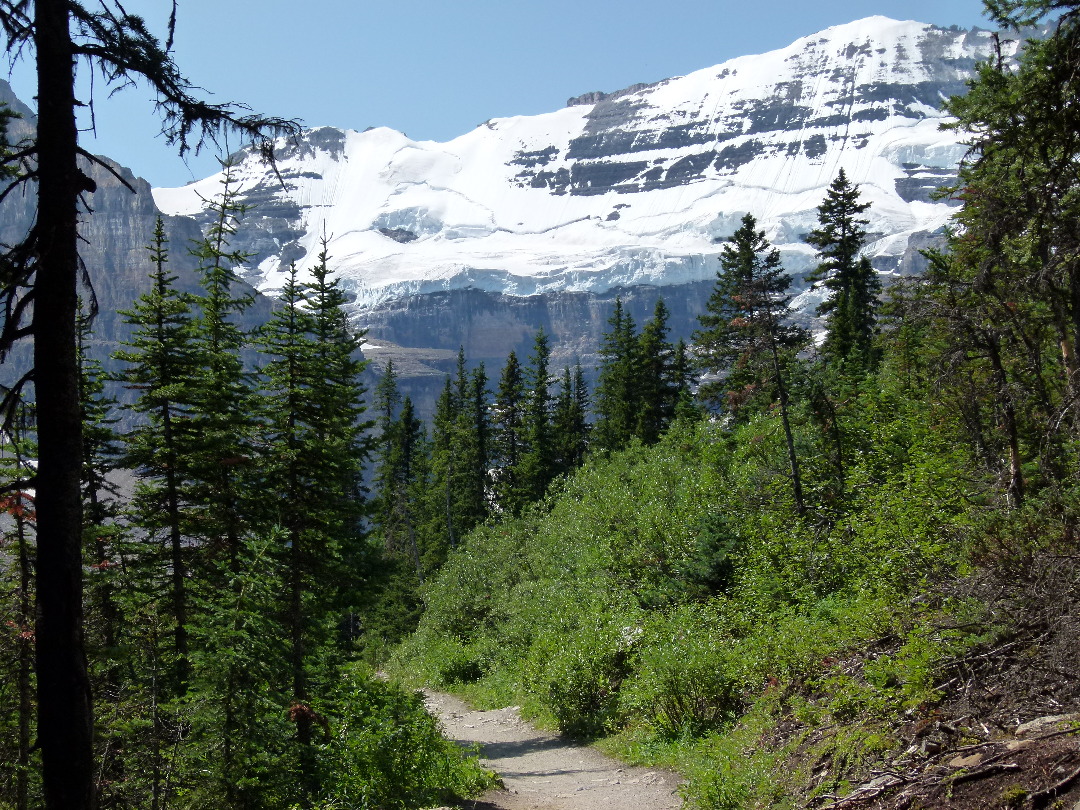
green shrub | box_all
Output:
[317,666,498,808]
[622,605,745,739]
[524,609,641,738]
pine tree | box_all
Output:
[0,407,36,810]
[671,339,698,420]
[930,1,1080,501]
[302,241,372,551]
[258,243,371,786]
[0,11,295,804]
[636,299,678,444]
[552,364,589,476]
[372,360,404,543]
[593,298,640,452]
[184,164,262,563]
[519,328,556,503]
[492,350,527,513]
[428,349,489,550]
[390,396,428,582]
[428,378,461,561]
[372,359,432,582]
[805,169,880,367]
[77,305,125,725]
[694,213,809,515]
[113,218,199,690]
[466,364,492,520]
[257,262,321,783]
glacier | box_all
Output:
[152,16,1008,317]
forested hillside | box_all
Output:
[385,2,1080,807]
[3,1,1080,809]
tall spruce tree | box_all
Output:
[466,364,491,519]
[519,328,556,503]
[77,305,124,738]
[671,338,697,420]
[694,213,808,516]
[552,364,589,476]
[805,169,880,367]
[372,360,431,588]
[429,378,461,559]
[257,262,321,784]
[592,298,640,452]
[390,395,428,583]
[428,349,489,550]
[113,218,199,689]
[372,360,404,544]
[258,245,370,792]
[298,239,372,561]
[184,165,261,562]
[0,407,36,810]
[636,299,678,444]
[925,0,1080,504]
[492,350,527,513]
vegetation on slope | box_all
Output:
[389,4,1080,806]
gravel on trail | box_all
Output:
[423,690,683,810]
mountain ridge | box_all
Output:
[152,15,1006,325]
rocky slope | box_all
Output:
[4,15,1011,406]
[151,16,1008,378]
[0,79,274,407]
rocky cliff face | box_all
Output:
[3,16,1007,413]
[146,16,1005,392]
[0,79,273,408]
[154,17,1000,303]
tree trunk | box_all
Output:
[17,497,32,810]
[770,343,806,518]
[987,337,1024,507]
[161,403,189,692]
[33,1,95,808]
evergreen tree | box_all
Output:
[593,298,640,452]
[113,218,199,689]
[694,213,809,515]
[805,169,880,367]
[929,0,1080,503]
[492,350,527,513]
[77,306,125,742]
[428,378,462,559]
[552,364,589,476]
[257,262,322,785]
[0,408,36,810]
[390,396,428,582]
[671,338,698,420]
[181,172,277,809]
[184,164,261,562]
[428,349,489,549]
[302,242,372,551]
[0,11,296,805]
[636,299,678,444]
[466,364,492,519]
[372,360,404,542]
[249,240,373,802]
[519,328,556,503]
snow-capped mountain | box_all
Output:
[154,16,1001,325]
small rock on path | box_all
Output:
[423,690,683,810]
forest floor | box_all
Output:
[422,690,683,810]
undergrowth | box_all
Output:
[388,386,1022,808]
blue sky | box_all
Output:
[3,0,992,187]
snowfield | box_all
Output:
[153,17,1005,312]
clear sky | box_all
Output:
[3,0,993,188]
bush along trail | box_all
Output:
[423,690,682,810]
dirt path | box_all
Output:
[423,690,683,810]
